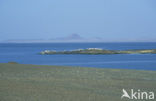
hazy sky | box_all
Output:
[0,0,156,42]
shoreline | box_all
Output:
[3,62,156,71]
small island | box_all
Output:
[40,48,156,55]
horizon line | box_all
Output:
[0,41,156,44]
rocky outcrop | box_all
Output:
[40,48,156,55]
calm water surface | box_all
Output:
[0,42,156,70]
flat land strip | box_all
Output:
[0,63,156,101]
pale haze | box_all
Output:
[0,0,156,42]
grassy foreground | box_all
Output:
[0,63,156,101]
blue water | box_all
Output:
[0,42,156,70]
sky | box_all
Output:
[0,0,156,42]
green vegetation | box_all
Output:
[40,48,156,55]
[0,63,156,101]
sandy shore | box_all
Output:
[0,63,156,101]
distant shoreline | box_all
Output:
[1,42,156,44]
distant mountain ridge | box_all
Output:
[2,34,102,43]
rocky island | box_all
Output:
[40,48,156,55]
